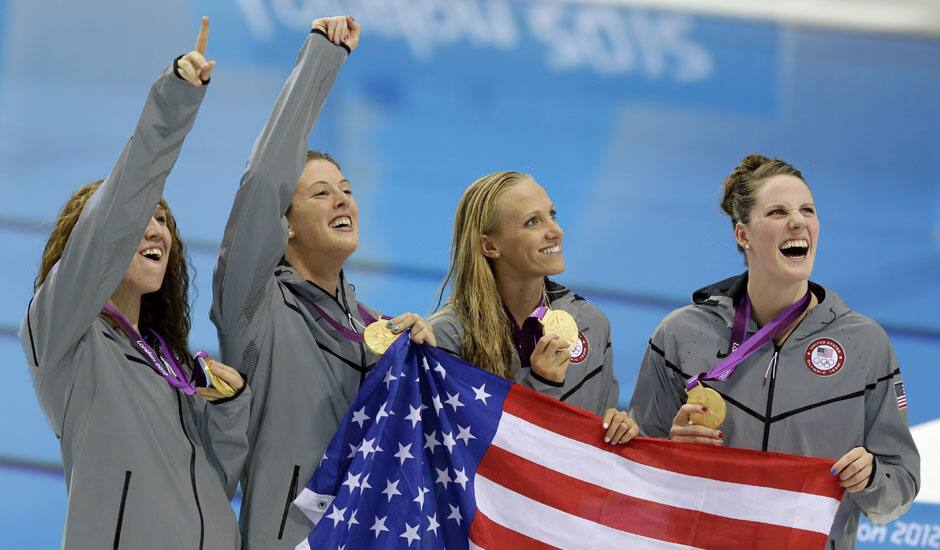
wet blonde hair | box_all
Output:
[435,171,532,379]
[36,181,193,363]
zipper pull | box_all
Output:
[762,352,779,386]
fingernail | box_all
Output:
[717,431,724,439]
[604,437,610,443]
[830,469,837,475]
[702,406,709,413]
[386,321,393,328]
[603,423,609,429]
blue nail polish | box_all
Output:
[830,469,837,475]
[386,321,393,328]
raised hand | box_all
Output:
[530,333,571,384]
[176,16,216,86]
[312,16,361,52]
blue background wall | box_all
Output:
[1,0,938,547]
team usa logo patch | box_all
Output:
[804,338,845,376]
[894,381,908,410]
[569,332,589,364]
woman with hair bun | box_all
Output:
[20,18,249,549]
[629,153,919,547]
[432,171,638,445]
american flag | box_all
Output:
[295,337,844,549]
[895,381,909,409]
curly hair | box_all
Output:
[35,181,193,363]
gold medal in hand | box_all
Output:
[364,321,403,355]
[686,383,726,429]
[539,309,579,351]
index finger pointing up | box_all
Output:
[195,16,210,54]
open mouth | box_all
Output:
[540,244,561,255]
[329,215,352,229]
[140,247,164,262]
[779,239,809,260]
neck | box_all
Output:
[108,290,142,332]
[494,271,544,326]
[286,249,345,297]
[746,271,815,344]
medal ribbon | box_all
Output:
[101,303,195,395]
[283,281,383,344]
[686,291,811,390]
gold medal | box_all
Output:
[196,354,236,398]
[364,321,402,355]
[540,309,579,351]
[686,383,726,429]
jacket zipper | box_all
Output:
[176,391,205,550]
[278,465,301,540]
[112,470,132,549]
[760,345,781,451]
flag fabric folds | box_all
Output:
[294,336,844,549]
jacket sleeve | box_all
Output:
[195,385,252,499]
[603,336,620,411]
[20,63,206,369]
[211,31,348,336]
[628,322,686,438]
[849,329,920,524]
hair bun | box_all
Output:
[721,153,769,219]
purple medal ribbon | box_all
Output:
[686,291,811,390]
[101,303,195,395]
[309,302,381,344]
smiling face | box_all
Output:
[483,177,565,282]
[117,205,173,296]
[737,174,819,286]
[286,158,359,262]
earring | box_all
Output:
[744,243,750,250]
[288,229,295,239]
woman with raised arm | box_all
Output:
[629,154,920,548]
[210,17,434,549]
[20,18,249,550]
[431,171,638,445]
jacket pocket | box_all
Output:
[277,465,301,540]
[113,470,132,549]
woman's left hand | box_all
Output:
[195,360,245,402]
[831,447,874,493]
[601,408,639,445]
[388,313,437,347]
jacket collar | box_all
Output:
[275,262,359,313]
[691,272,850,342]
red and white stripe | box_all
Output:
[469,386,844,549]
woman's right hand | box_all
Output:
[530,333,571,384]
[312,16,360,52]
[176,16,215,86]
[669,403,724,445]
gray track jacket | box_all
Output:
[210,32,380,549]
[19,64,248,549]
[431,279,620,416]
[629,273,920,549]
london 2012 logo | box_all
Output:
[804,338,845,376]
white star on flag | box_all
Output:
[382,478,401,502]
[326,505,346,527]
[399,523,421,546]
[357,438,376,459]
[457,424,476,445]
[431,393,443,414]
[454,467,469,490]
[341,472,361,492]
[394,442,414,465]
[359,473,372,492]
[472,382,491,405]
[447,503,462,525]
[376,401,394,421]
[434,363,447,379]
[382,371,397,388]
[346,443,357,459]
[369,515,388,538]
[426,512,440,536]
[435,467,451,489]
[351,406,370,428]
[445,391,464,412]
[404,405,422,428]
[348,509,359,527]
[413,486,429,510]
[441,431,456,454]
[423,430,441,452]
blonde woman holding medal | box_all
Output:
[629,154,919,547]
[431,171,638,445]
[209,17,434,549]
[19,18,249,549]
